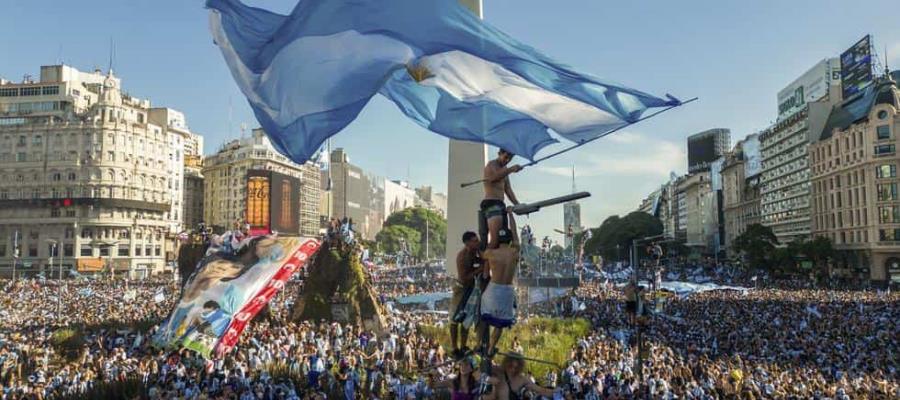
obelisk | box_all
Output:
[445,0,488,277]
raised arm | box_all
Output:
[525,380,558,397]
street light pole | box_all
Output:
[46,239,59,320]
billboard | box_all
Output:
[777,58,840,119]
[687,129,728,173]
[840,35,873,99]
[246,170,301,235]
[742,134,762,178]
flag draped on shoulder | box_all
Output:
[207,0,681,163]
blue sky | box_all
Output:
[2,0,898,243]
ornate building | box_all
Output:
[0,65,202,278]
[810,72,900,283]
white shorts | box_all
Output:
[480,283,516,327]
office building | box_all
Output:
[721,135,762,255]
[760,58,842,244]
[202,128,320,237]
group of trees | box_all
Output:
[732,223,834,272]
[374,207,446,260]
[582,211,663,262]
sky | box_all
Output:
[2,0,899,243]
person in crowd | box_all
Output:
[480,212,521,356]
[481,148,522,249]
[449,231,484,359]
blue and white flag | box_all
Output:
[207,0,680,163]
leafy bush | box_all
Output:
[419,317,590,379]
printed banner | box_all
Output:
[153,236,320,358]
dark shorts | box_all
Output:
[626,301,637,314]
[480,199,507,220]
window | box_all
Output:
[880,206,900,223]
[68,172,76,181]
[80,245,92,257]
[63,243,73,257]
[0,245,5,257]
[50,208,60,217]
[117,245,129,257]
[877,183,897,201]
[877,125,891,140]
[135,246,142,256]
[155,245,161,256]
[16,152,26,162]
[0,88,18,97]
[99,247,109,257]
[52,173,61,181]
[28,244,37,257]
[878,110,889,120]
[876,164,897,178]
[875,144,895,155]
[20,87,40,96]
[65,209,76,217]
[33,135,42,145]
[879,228,900,241]
[41,86,59,95]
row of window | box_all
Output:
[0,86,59,97]
[0,101,65,113]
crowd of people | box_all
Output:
[0,259,897,399]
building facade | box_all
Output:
[0,65,200,278]
[721,137,762,256]
[202,128,320,237]
[810,73,900,283]
[687,128,731,173]
[328,148,376,239]
[676,172,715,251]
[760,58,842,244]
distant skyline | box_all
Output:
[2,0,899,243]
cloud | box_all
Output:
[536,132,684,178]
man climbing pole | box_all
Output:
[450,231,484,359]
[479,211,520,356]
[481,149,522,250]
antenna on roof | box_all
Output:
[108,37,115,74]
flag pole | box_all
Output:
[459,97,698,188]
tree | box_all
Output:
[584,212,663,263]
[380,207,446,259]
[803,236,834,270]
[732,223,779,270]
[375,225,421,257]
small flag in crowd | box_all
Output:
[153,288,166,303]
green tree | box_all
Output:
[381,207,446,259]
[803,236,834,270]
[584,212,663,263]
[375,225,421,257]
[732,223,779,269]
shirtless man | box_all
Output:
[484,354,558,400]
[450,231,484,359]
[482,149,523,250]
[480,212,520,355]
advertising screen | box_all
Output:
[840,35,873,99]
[269,172,300,234]
[246,170,300,235]
[246,172,271,231]
[688,133,719,173]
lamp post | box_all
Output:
[46,239,60,319]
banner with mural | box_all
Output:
[154,235,319,358]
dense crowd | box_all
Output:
[0,263,898,399]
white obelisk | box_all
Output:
[445,0,488,277]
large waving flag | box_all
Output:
[207,0,680,163]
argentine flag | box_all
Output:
[207,0,680,163]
